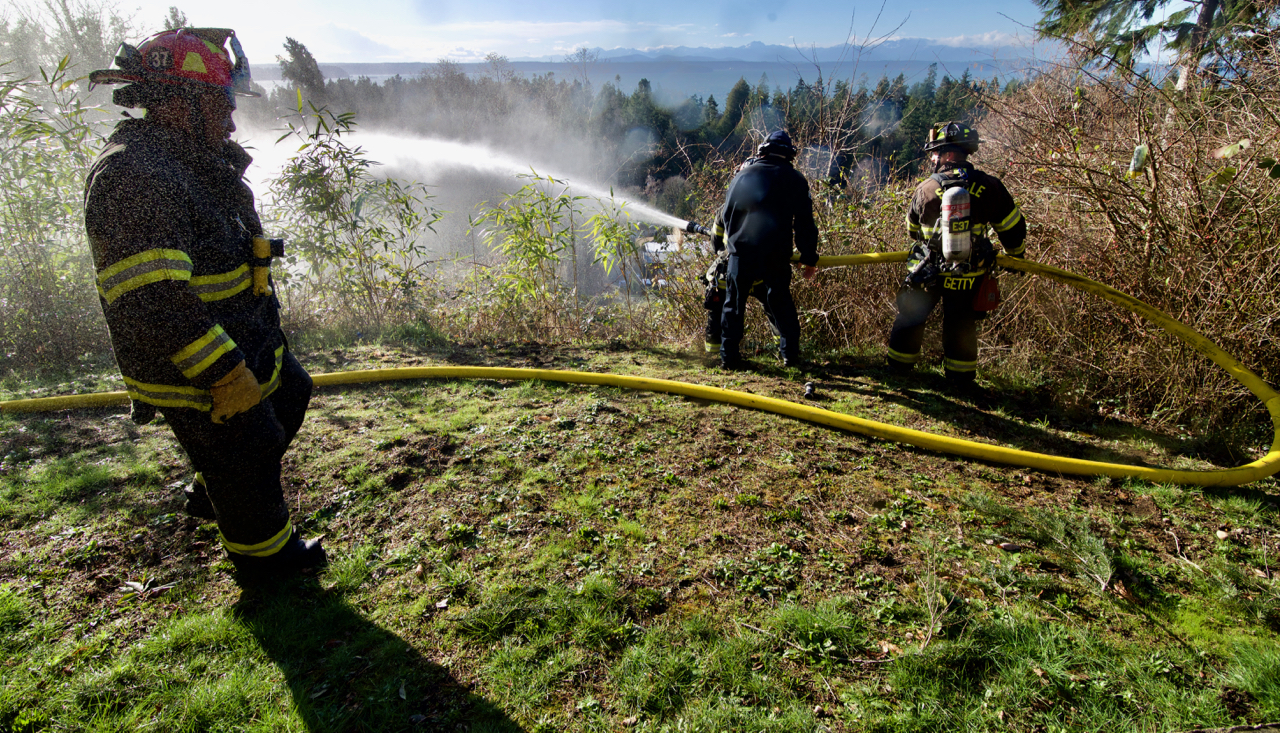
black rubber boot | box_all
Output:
[229,528,327,582]
[886,358,916,375]
[782,354,807,369]
[945,370,989,398]
[183,473,217,521]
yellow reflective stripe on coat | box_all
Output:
[171,325,237,380]
[944,357,978,373]
[993,205,1023,232]
[188,265,252,302]
[221,520,293,557]
[888,347,921,364]
[123,376,212,410]
[96,249,193,304]
[259,346,286,400]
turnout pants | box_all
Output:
[887,277,984,382]
[705,265,780,352]
[720,255,801,364]
[160,350,312,552]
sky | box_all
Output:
[105,0,1047,64]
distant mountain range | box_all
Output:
[574,38,1036,64]
[256,38,1048,104]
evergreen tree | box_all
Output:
[753,74,771,109]
[674,94,704,131]
[718,77,752,137]
[704,94,720,126]
[1034,0,1276,77]
[162,7,188,30]
[278,37,325,101]
[898,64,938,166]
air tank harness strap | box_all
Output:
[904,243,941,288]
[250,236,285,296]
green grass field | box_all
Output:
[1,342,1277,732]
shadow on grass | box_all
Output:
[814,355,1241,471]
[792,359,1152,465]
[1202,483,1280,509]
[233,582,524,733]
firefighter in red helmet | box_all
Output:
[84,29,325,580]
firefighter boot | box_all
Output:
[886,357,916,376]
[782,352,808,370]
[183,472,217,521]
[946,370,991,399]
[229,527,327,582]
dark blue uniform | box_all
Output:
[714,155,819,366]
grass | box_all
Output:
[0,340,1277,731]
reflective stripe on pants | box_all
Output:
[887,278,981,376]
[160,350,312,550]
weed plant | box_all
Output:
[0,60,112,376]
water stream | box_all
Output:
[243,130,690,230]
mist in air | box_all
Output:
[241,129,691,261]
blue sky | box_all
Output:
[113,0,1045,63]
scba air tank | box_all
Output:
[940,186,972,263]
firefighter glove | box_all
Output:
[210,360,261,424]
[1002,251,1027,276]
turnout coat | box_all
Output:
[84,119,286,412]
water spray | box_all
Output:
[245,131,695,232]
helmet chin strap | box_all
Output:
[186,95,202,137]
[931,149,968,172]
[146,90,215,148]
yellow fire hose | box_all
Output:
[1,253,1276,487]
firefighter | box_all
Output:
[716,131,820,369]
[702,220,783,356]
[84,28,324,578]
[886,121,1026,385]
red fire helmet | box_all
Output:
[90,28,259,105]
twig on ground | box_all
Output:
[1167,529,1204,572]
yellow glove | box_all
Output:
[210,360,261,424]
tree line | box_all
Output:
[257,38,999,215]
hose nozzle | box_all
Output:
[684,221,712,237]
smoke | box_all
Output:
[231,48,717,249]
[240,129,688,256]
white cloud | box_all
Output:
[378,19,705,61]
[315,24,403,61]
[110,0,1040,64]
[921,31,1027,48]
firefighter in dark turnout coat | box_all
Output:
[887,121,1026,384]
[716,131,820,368]
[701,212,783,355]
[84,28,324,578]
